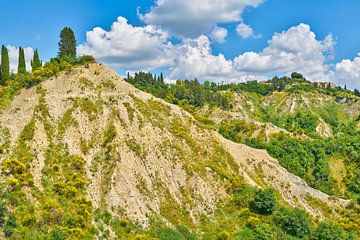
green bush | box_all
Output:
[154,226,185,240]
[273,207,310,238]
[253,189,276,215]
[311,221,346,240]
[0,201,6,227]
[217,231,230,240]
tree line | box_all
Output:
[126,71,232,110]
[0,27,77,86]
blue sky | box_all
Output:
[1,0,360,88]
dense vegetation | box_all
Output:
[126,72,232,110]
[126,71,360,199]
[86,187,357,239]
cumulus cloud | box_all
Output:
[7,45,34,73]
[236,23,257,39]
[78,17,174,71]
[210,27,228,43]
[140,0,263,38]
[169,23,336,83]
[334,54,360,89]
[79,18,342,85]
[168,36,235,82]
[234,23,335,81]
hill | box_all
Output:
[0,62,359,239]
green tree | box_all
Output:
[31,49,42,71]
[273,207,310,238]
[354,89,360,97]
[160,72,164,83]
[311,222,346,240]
[253,189,276,215]
[18,47,26,74]
[1,45,10,84]
[58,27,77,59]
[291,72,304,79]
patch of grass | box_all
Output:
[126,138,145,159]
[57,108,77,137]
[102,122,117,147]
[75,97,102,121]
[101,80,116,90]
[123,102,135,122]
[79,77,94,89]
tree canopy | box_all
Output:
[31,49,42,71]
[1,45,10,84]
[58,27,77,59]
[17,47,26,74]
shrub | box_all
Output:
[154,226,184,240]
[0,201,6,226]
[4,213,17,237]
[217,231,230,240]
[253,224,273,240]
[253,189,276,215]
[291,72,304,79]
[50,228,67,240]
[273,207,310,238]
[311,221,346,240]
[176,225,197,240]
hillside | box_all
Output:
[0,63,359,239]
[125,73,360,198]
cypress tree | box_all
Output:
[31,49,42,71]
[160,72,164,83]
[58,27,77,59]
[18,47,26,74]
[1,45,10,85]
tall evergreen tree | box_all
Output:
[18,47,26,74]
[31,49,42,71]
[354,89,360,97]
[58,27,77,59]
[160,72,164,83]
[1,45,10,85]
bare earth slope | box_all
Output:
[0,63,349,227]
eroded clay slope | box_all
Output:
[219,136,350,217]
[0,63,349,227]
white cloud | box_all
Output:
[210,27,228,43]
[334,54,360,89]
[140,0,263,38]
[168,36,235,82]
[234,23,335,81]
[79,18,343,86]
[78,17,175,71]
[7,45,34,73]
[236,23,255,39]
[169,23,336,83]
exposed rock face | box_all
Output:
[316,119,332,138]
[0,63,349,226]
[219,137,349,218]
